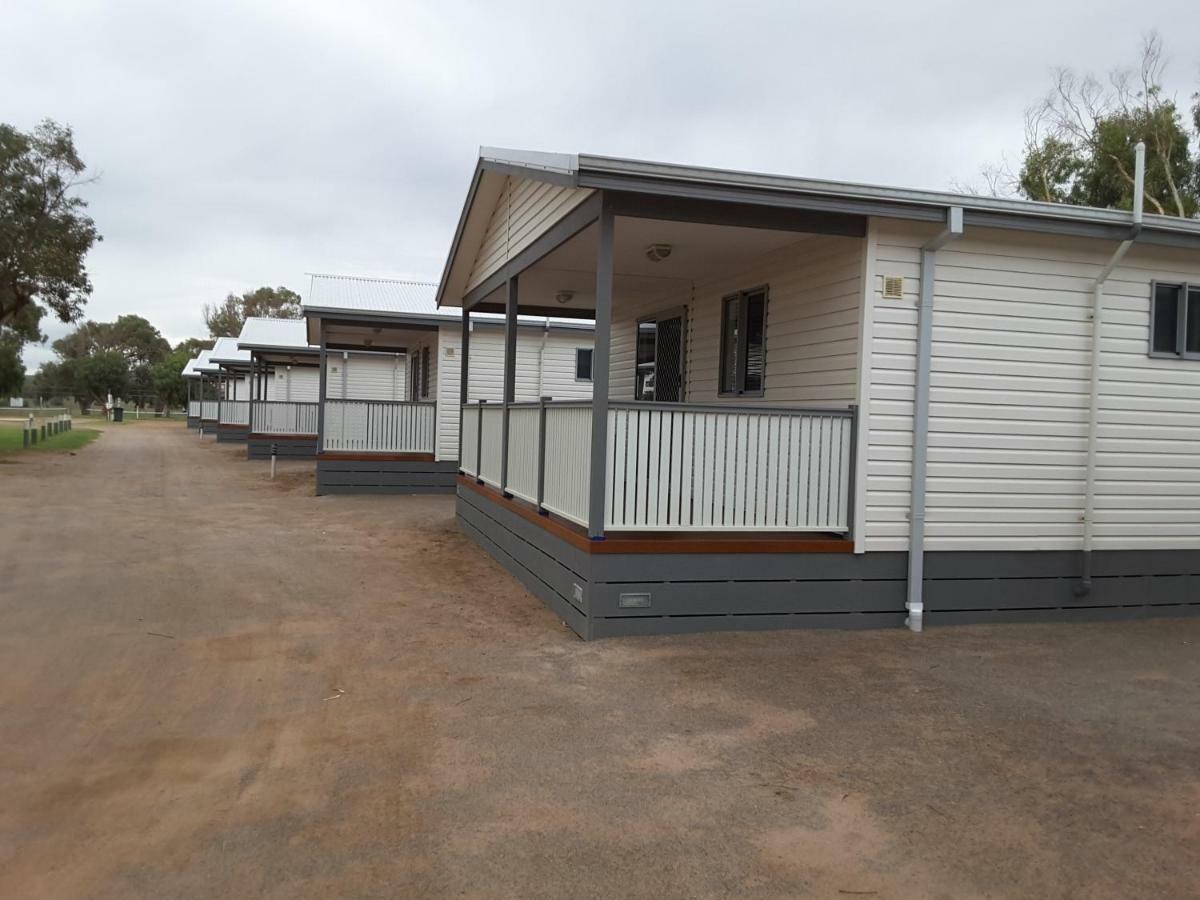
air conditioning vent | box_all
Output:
[882,276,904,300]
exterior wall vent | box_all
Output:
[883,276,904,300]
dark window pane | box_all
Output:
[1153,283,1180,354]
[744,291,766,393]
[576,348,593,380]
[421,346,430,397]
[1187,289,1200,355]
[720,296,739,393]
[636,321,656,400]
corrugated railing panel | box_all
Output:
[322,400,435,453]
[460,404,480,476]
[605,404,853,532]
[505,405,541,504]
[188,400,201,417]
[478,405,504,488]
[218,400,251,426]
[252,401,318,435]
[542,404,592,527]
[201,400,219,420]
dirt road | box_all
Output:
[1,422,1198,898]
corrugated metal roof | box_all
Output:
[304,273,592,330]
[181,355,200,377]
[304,275,442,316]
[191,349,217,375]
[208,336,251,366]
[237,316,313,352]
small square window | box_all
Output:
[575,347,593,382]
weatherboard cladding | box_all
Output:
[607,233,863,409]
[863,218,1200,554]
[466,176,594,292]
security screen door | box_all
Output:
[635,310,686,402]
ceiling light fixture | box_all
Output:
[645,243,673,262]
[555,290,575,305]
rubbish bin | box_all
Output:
[112,406,124,422]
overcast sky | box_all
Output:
[7,0,1198,368]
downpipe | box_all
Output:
[906,207,964,633]
[1077,142,1145,597]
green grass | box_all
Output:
[0,426,100,454]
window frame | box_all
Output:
[718,285,769,398]
[574,347,593,383]
[420,345,431,398]
[1149,280,1200,361]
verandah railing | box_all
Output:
[200,400,219,420]
[251,400,318,435]
[218,399,250,426]
[188,400,201,418]
[460,400,855,534]
[322,399,436,453]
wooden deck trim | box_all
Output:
[318,452,436,462]
[216,423,250,430]
[456,475,852,555]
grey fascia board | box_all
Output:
[575,153,1200,244]
[435,162,487,310]
[236,341,320,356]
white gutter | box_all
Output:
[1078,142,1146,595]
[906,206,964,633]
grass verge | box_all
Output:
[0,427,100,454]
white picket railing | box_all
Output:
[461,400,855,534]
[322,399,435,453]
[606,403,853,532]
[477,404,504,487]
[218,400,250,426]
[200,400,219,420]
[251,401,318,435]
[188,400,201,417]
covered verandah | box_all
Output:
[237,318,323,459]
[446,187,879,638]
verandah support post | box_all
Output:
[587,201,614,539]
[536,395,548,512]
[458,306,470,468]
[499,276,518,496]
[317,342,328,453]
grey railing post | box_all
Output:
[845,404,858,541]
[536,395,549,512]
[475,400,485,484]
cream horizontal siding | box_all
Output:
[280,366,320,402]
[324,352,406,401]
[864,219,1200,553]
[436,324,595,462]
[467,177,594,291]
[609,234,864,408]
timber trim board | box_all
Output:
[456,475,853,555]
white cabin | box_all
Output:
[302,275,594,494]
[437,147,1200,639]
